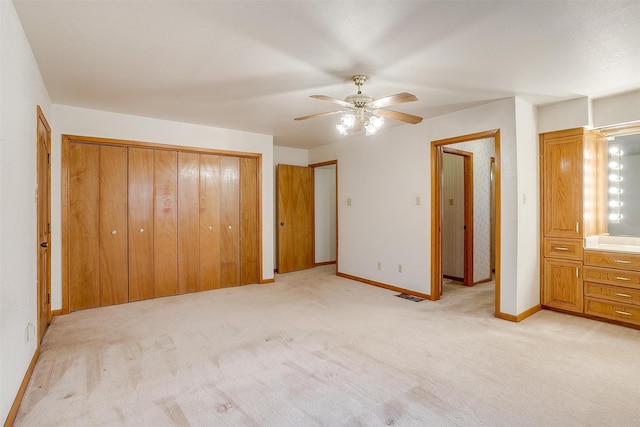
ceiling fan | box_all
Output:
[294,75,423,136]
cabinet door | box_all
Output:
[220,156,240,287]
[199,154,221,290]
[543,135,583,238]
[240,157,259,285]
[128,147,155,301]
[99,145,129,306]
[154,150,178,297]
[68,143,100,311]
[543,258,583,313]
[178,152,200,294]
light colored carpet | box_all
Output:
[15,265,640,426]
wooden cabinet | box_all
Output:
[540,128,602,313]
[584,250,640,326]
[543,258,583,313]
[64,136,261,313]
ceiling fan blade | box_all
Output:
[310,95,354,108]
[369,92,418,108]
[376,109,423,124]
[294,110,343,121]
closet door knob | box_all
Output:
[111,230,117,235]
[139,228,144,233]
[228,225,232,230]
[208,226,213,230]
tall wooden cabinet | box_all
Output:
[540,128,602,313]
[64,136,261,313]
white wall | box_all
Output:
[592,89,640,128]
[537,96,591,133]
[309,98,529,316]
[0,1,52,422]
[50,105,274,310]
[515,98,540,313]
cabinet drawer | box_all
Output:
[584,282,640,305]
[584,298,640,326]
[584,250,640,271]
[583,266,640,288]
[543,238,583,260]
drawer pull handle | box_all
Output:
[614,259,632,264]
[615,310,632,316]
[614,292,632,298]
[615,276,631,281]
[554,247,569,251]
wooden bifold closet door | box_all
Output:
[65,138,260,312]
[68,143,128,311]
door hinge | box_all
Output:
[48,223,51,233]
[47,293,50,304]
[47,153,51,164]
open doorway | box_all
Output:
[276,161,338,274]
[431,130,501,316]
[311,161,337,269]
[442,148,473,287]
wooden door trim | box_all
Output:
[442,147,474,287]
[36,106,51,339]
[309,160,338,272]
[62,134,261,158]
[430,129,501,319]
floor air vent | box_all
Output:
[395,293,425,302]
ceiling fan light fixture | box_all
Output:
[340,113,356,129]
[336,123,349,136]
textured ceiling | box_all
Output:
[13,0,640,148]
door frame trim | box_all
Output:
[441,147,474,287]
[430,129,501,317]
[36,106,51,341]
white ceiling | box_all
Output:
[13,0,640,149]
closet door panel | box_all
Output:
[240,157,259,285]
[128,147,155,301]
[178,152,200,294]
[154,150,178,297]
[68,143,100,311]
[99,145,129,306]
[220,156,240,287]
[199,154,221,291]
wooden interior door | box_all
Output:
[277,164,314,274]
[199,154,222,290]
[99,145,128,306]
[154,150,178,297]
[36,107,51,341]
[240,157,259,285]
[220,156,240,287]
[69,143,100,311]
[128,147,155,301]
[178,152,200,293]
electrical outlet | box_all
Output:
[398,264,402,273]
[377,262,382,271]
[347,197,352,206]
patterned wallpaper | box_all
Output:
[445,137,495,283]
